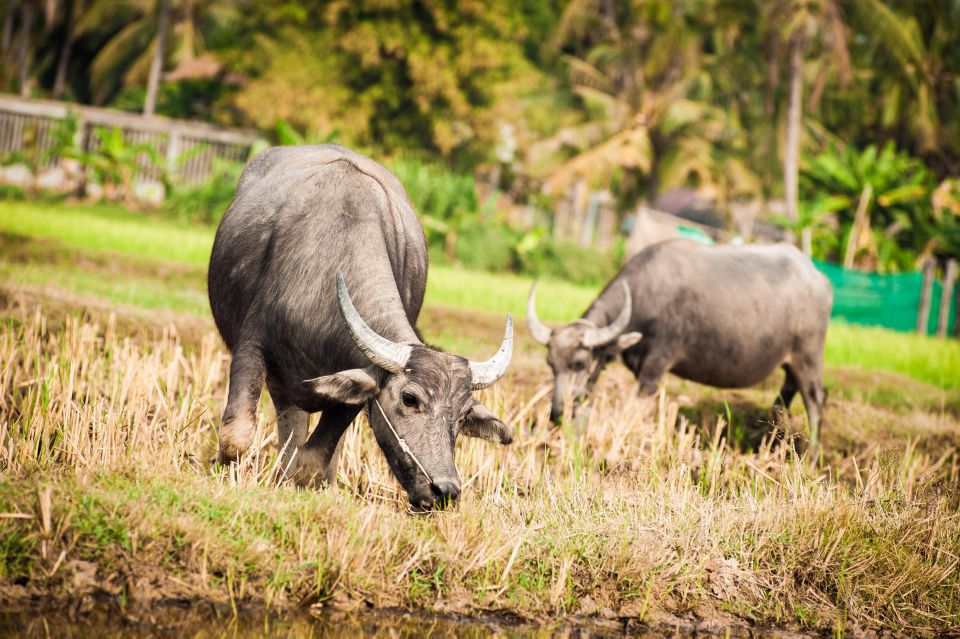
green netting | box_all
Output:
[813,260,956,335]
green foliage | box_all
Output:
[222,1,541,161]
[73,0,239,106]
[800,142,936,271]
[77,126,166,204]
[391,157,480,224]
[109,80,229,120]
[389,156,616,284]
[163,157,243,224]
[0,113,81,192]
[451,217,519,273]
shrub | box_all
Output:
[163,157,243,225]
[453,217,521,272]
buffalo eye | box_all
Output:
[401,391,420,409]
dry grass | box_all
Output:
[1,303,959,634]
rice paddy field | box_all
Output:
[1,200,959,635]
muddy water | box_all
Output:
[0,606,712,639]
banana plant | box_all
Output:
[76,125,165,205]
[800,142,936,271]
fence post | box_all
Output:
[916,259,935,334]
[581,191,600,247]
[938,258,958,338]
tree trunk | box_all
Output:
[16,2,36,97]
[53,0,82,99]
[784,35,806,249]
[143,0,170,117]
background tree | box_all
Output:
[762,0,850,255]
[74,0,236,107]
[540,1,729,203]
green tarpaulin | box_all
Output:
[813,260,956,335]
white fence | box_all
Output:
[0,93,261,189]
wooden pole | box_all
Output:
[916,259,935,334]
[938,259,958,338]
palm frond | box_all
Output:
[854,0,928,87]
[88,18,152,103]
[563,55,615,94]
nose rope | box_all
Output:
[373,398,433,485]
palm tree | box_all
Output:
[762,0,851,255]
[845,0,960,174]
[143,0,169,116]
[53,0,84,99]
[536,0,758,209]
[14,1,37,96]
[75,0,234,108]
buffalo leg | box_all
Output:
[775,364,799,411]
[266,380,310,479]
[632,347,674,396]
[295,403,362,488]
[791,358,826,458]
[218,339,266,463]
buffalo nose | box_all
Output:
[550,408,563,424]
[429,480,460,506]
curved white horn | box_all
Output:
[581,280,632,348]
[526,283,553,345]
[468,314,513,390]
[337,273,411,373]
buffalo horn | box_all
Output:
[337,273,412,373]
[581,280,632,348]
[468,315,513,390]
[526,283,553,345]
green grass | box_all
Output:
[0,260,210,314]
[426,266,596,322]
[2,198,959,389]
[0,200,214,267]
[826,322,960,390]
[0,199,595,322]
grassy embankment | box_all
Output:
[1,199,959,633]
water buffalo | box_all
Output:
[208,144,513,510]
[528,239,832,452]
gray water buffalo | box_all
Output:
[528,239,832,451]
[208,144,513,510]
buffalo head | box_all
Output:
[528,281,642,423]
[309,274,513,511]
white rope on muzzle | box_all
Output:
[373,398,433,486]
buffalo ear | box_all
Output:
[308,368,379,405]
[460,402,512,445]
[613,331,643,352]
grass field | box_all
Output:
[2,199,960,634]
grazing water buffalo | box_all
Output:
[528,240,832,451]
[209,144,513,510]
